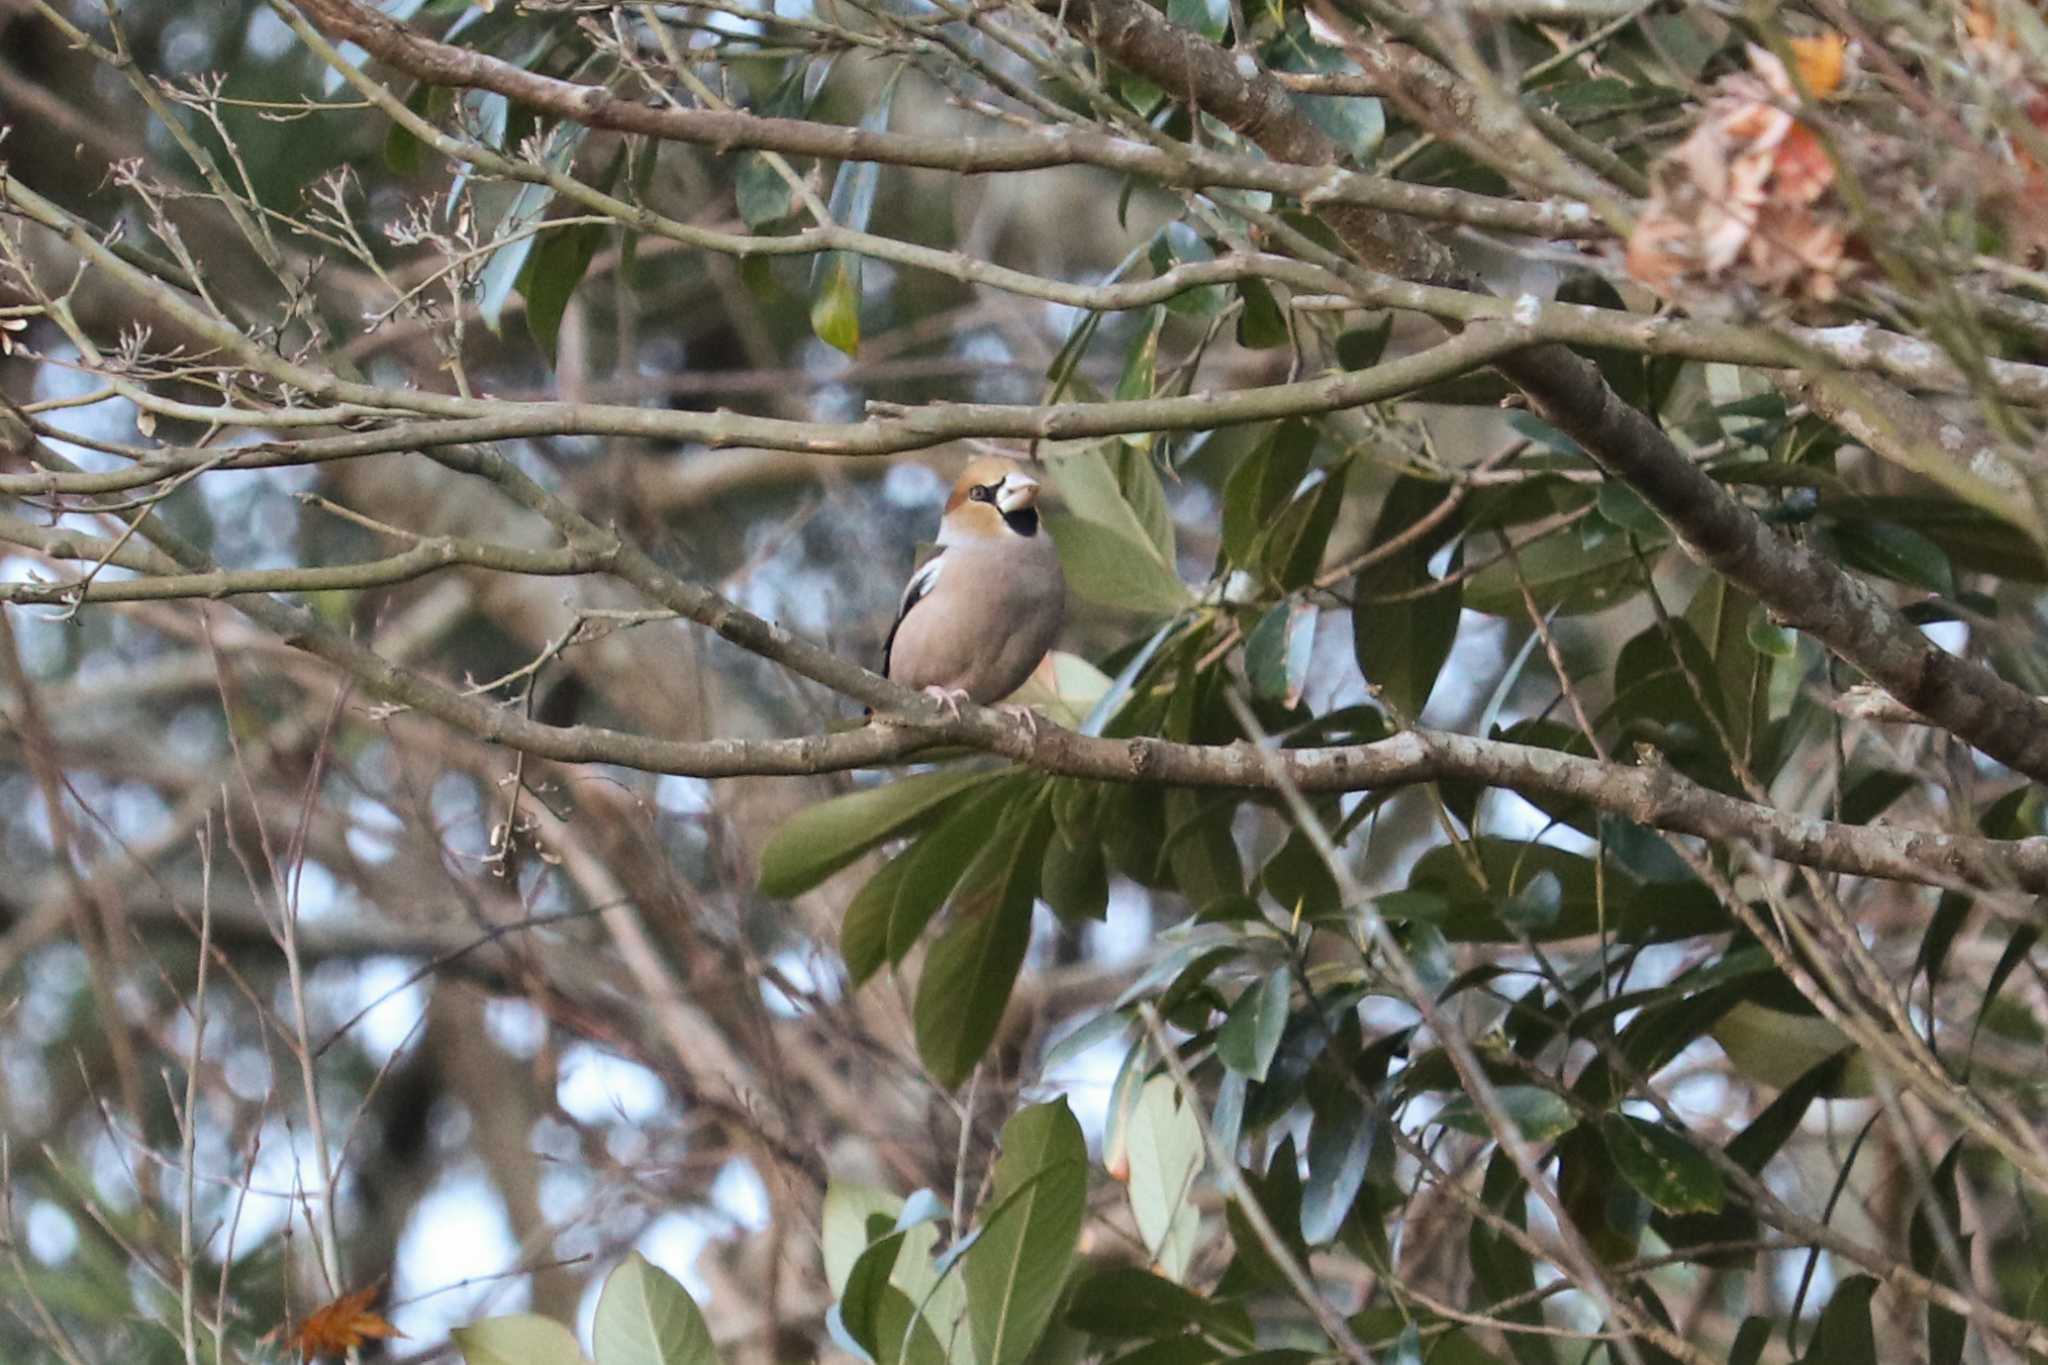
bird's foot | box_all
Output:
[921,685,971,721]
[995,703,1042,741]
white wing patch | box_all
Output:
[882,548,946,680]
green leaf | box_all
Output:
[1149,222,1226,317]
[823,1183,904,1295]
[1599,1115,1724,1214]
[913,802,1053,1087]
[736,153,797,228]
[842,1229,911,1358]
[758,768,1000,898]
[519,219,607,366]
[1729,1317,1773,1365]
[1406,838,1725,943]
[810,253,863,357]
[1909,1139,1967,1365]
[1272,463,1353,590]
[1499,868,1562,934]
[1245,600,1317,708]
[1435,1086,1574,1144]
[1300,1087,1374,1245]
[453,1315,590,1365]
[1165,0,1227,42]
[1050,444,1176,566]
[1216,967,1290,1081]
[842,852,917,986]
[1260,828,1339,918]
[1068,1268,1243,1342]
[1043,512,1191,616]
[807,69,898,356]
[870,1287,949,1365]
[1224,1136,1309,1294]
[1117,307,1166,407]
[966,1101,1089,1365]
[1803,1274,1878,1363]
[1353,476,1464,716]
[1235,278,1289,349]
[887,781,1024,967]
[1464,522,1658,617]
[1746,603,1796,658]
[1825,520,1956,596]
[1221,420,1318,567]
[1041,822,1110,922]
[478,125,588,333]
[1334,316,1392,371]
[1124,1075,1205,1280]
[593,1252,717,1365]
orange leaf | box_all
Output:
[289,1286,403,1362]
[1771,123,1836,204]
[1788,33,1847,99]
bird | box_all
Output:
[882,456,1066,727]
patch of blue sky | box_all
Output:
[556,1042,670,1125]
[29,347,138,473]
[339,955,430,1064]
[394,1168,526,1347]
[345,793,404,864]
[484,997,548,1059]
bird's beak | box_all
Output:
[996,477,1041,513]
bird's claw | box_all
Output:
[920,685,970,721]
[996,703,1042,741]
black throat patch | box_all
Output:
[1001,506,1039,537]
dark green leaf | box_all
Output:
[1221,420,1318,567]
[1353,475,1465,717]
[1335,316,1393,371]
[1260,828,1340,918]
[890,783,1030,966]
[1465,523,1656,617]
[1599,1115,1724,1214]
[1300,1087,1374,1245]
[1802,1274,1877,1363]
[913,802,1053,1087]
[1908,1139,1967,1365]
[965,1101,1088,1365]
[1435,1086,1574,1144]
[1041,823,1110,922]
[1216,966,1291,1081]
[1245,600,1317,708]
[759,769,1000,897]
[518,219,607,365]
[1729,1316,1773,1365]
[1067,1268,1228,1341]
[1499,869,1562,934]
[1236,277,1289,349]
[1825,520,1957,596]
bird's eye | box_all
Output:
[969,483,997,503]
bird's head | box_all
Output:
[941,456,1046,542]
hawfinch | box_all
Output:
[883,457,1066,719]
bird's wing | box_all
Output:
[881,548,946,680]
